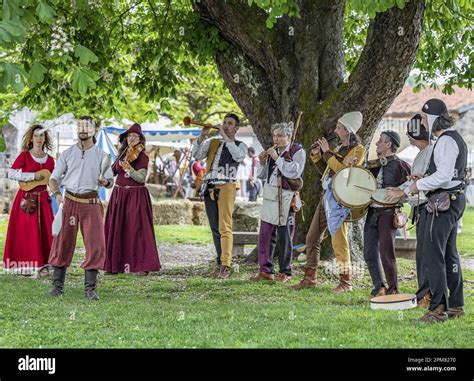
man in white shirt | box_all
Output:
[192,113,248,279]
[386,114,433,306]
[48,116,114,300]
[407,99,467,322]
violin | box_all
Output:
[113,142,145,170]
[124,142,145,164]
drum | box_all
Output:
[370,294,417,310]
[371,188,400,207]
[333,166,377,209]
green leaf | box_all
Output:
[28,62,47,86]
[0,136,6,152]
[74,45,99,65]
[71,68,99,96]
[396,0,406,9]
[0,62,26,92]
[36,1,56,24]
[2,0,22,21]
[0,20,27,45]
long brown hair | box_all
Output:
[21,124,53,152]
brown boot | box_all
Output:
[333,273,352,293]
[290,267,317,290]
[217,265,231,279]
[417,291,432,308]
[210,265,221,278]
[368,287,387,301]
[416,304,448,323]
[250,272,275,282]
[275,273,291,283]
[447,307,464,319]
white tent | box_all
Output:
[103,126,201,143]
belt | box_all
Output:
[26,189,48,195]
[115,184,145,189]
[369,204,399,210]
[426,187,464,198]
[65,191,100,204]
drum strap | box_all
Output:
[277,172,283,225]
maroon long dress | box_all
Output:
[3,151,55,273]
[104,151,161,273]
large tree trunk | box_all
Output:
[193,0,424,257]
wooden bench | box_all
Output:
[395,236,417,260]
[232,231,259,257]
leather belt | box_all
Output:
[65,191,100,204]
[115,184,145,189]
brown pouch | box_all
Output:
[426,192,450,214]
[286,177,304,191]
[20,193,37,214]
[393,208,407,229]
[290,191,305,212]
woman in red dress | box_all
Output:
[104,123,161,275]
[3,124,55,275]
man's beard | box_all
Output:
[78,133,90,141]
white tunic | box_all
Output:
[51,144,114,194]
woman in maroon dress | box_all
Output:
[3,124,55,275]
[104,123,161,275]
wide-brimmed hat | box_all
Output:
[119,123,145,143]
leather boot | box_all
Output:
[417,291,432,309]
[217,265,231,279]
[368,286,387,301]
[446,307,464,319]
[290,267,317,290]
[250,272,275,282]
[84,270,99,300]
[210,265,221,278]
[333,273,352,293]
[49,266,66,296]
[49,267,66,296]
[415,304,448,323]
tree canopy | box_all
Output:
[0,0,471,120]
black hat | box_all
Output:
[421,98,448,116]
[382,130,401,149]
[407,114,429,141]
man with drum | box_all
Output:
[291,112,365,292]
[385,115,434,307]
[364,131,411,299]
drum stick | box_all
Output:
[346,165,353,186]
[353,184,374,192]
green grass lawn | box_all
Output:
[0,258,472,348]
[0,211,473,348]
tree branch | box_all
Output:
[336,0,425,142]
[192,0,278,71]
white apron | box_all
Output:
[260,183,294,226]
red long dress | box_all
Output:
[3,151,55,273]
[104,151,161,273]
